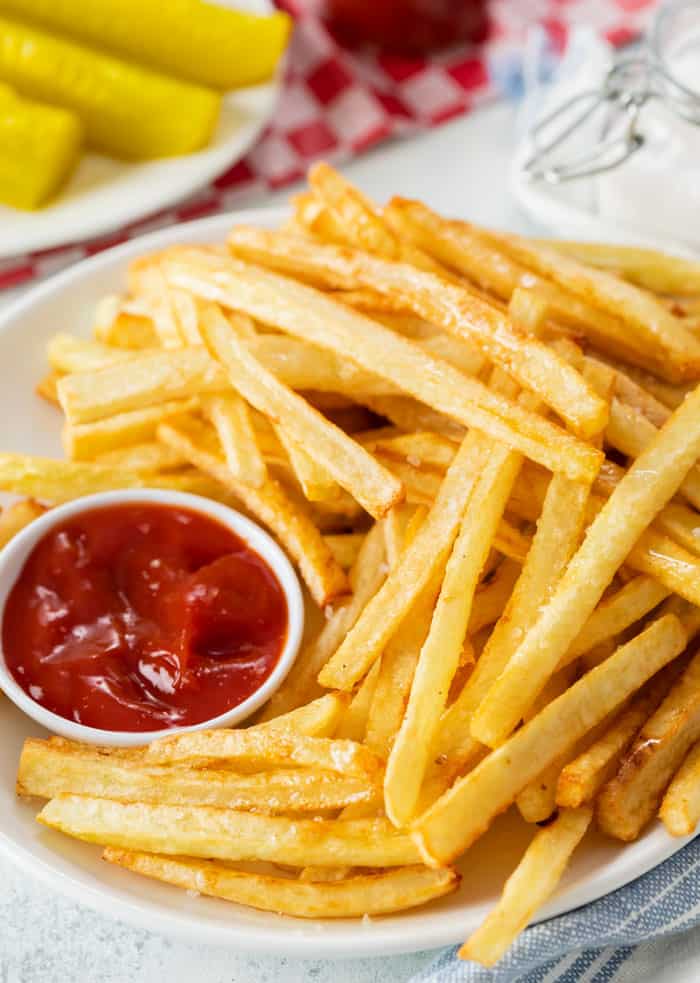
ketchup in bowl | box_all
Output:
[2,503,288,732]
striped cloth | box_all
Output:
[412,834,700,982]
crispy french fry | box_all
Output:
[597,648,700,841]
[39,796,422,867]
[385,442,521,826]
[471,384,700,748]
[561,575,671,667]
[359,430,457,472]
[467,559,521,636]
[147,728,382,781]
[129,266,184,349]
[0,453,223,504]
[256,692,348,738]
[486,231,700,382]
[17,740,375,813]
[660,741,700,836]
[259,521,387,720]
[538,240,700,296]
[273,422,343,504]
[199,302,402,519]
[414,614,686,865]
[63,397,200,460]
[556,669,677,809]
[157,414,349,606]
[334,661,380,743]
[104,850,458,917]
[607,398,700,510]
[93,294,158,349]
[36,371,61,407]
[654,502,700,557]
[626,526,700,607]
[223,231,607,441]
[459,808,592,966]
[57,347,226,425]
[0,499,45,548]
[48,334,147,374]
[319,433,484,692]
[202,393,267,489]
[94,441,187,473]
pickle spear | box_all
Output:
[0,82,82,209]
[0,0,291,90]
[0,16,221,160]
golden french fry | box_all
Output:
[129,266,184,349]
[63,397,200,460]
[17,739,375,813]
[256,692,349,738]
[199,302,402,519]
[471,384,700,748]
[660,741,700,836]
[36,371,61,407]
[597,648,700,841]
[654,502,700,557]
[486,231,700,382]
[93,294,158,349]
[0,499,45,548]
[459,808,592,966]
[319,433,485,692]
[359,430,457,472]
[38,796,422,867]
[0,453,223,504]
[57,347,226,425]
[334,661,380,743]
[223,231,607,441]
[157,414,349,606]
[147,726,382,782]
[94,441,187,473]
[258,521,387,720]
[272,422,343,504]
[48,334,148,374]
[606,398,700,510]
[538,240,700,296]
[561,576,671,667]
[104,850,458,917]
[467,559,521,636]
[385,442,521,826]
[202,393,267,489]
[556,670,677,809]
[414,614,686,865]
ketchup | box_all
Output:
[2,504,288,732]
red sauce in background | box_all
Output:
[2,504,288,732]
[324,0,489,53]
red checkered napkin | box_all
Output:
[0,0,657,290]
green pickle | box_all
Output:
[0,16,221,160]
[0,0,291,90]
[0,82,82,209]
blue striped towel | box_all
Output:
[411,834,700,982]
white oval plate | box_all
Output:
[0,0,279,259]
[0,209,694,957]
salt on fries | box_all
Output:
[7,164,700,964]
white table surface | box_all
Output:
[0,102,532,983]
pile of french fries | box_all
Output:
[6,163,700,963]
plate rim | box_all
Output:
[0,206,695,957]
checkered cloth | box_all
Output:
[0,0,658,289]
[412,833,700,982]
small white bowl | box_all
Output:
[0,489,304,746]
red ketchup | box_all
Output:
[2,504,288,732]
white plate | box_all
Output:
[0,0,279,259]
[0,209,694,957]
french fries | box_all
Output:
[39,796,423,867]
[597,648,700,841]
[471,384,700,748]
[14,163,700,964]
[415,614,686,865]
[104,850,458,918]
[660,741,700,836]
[460,808,592,966]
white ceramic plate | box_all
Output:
[0,209,694,957]
[0,0,279,259]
